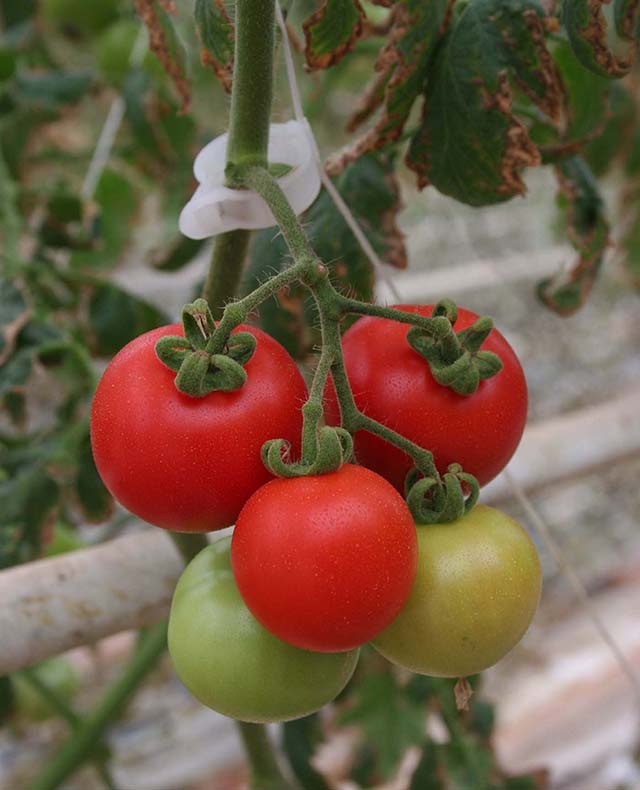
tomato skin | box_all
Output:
[325,305,528,491]
[231,464,418,653]
[168,539,359,723]
[90,324,307,533]
[372,505,541,677]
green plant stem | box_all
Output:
[319,311,439,479]
[204,231,251,320]
[237,722,297,790]
[30,622,168,790]
[226,0,275,167]
[20,667,117,789]
[300,348,334,464]
[222,165,443,480]
[20,669,80,727]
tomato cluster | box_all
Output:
[90,304,541,723]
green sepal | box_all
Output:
[174,351,213,397]
[174,351,247,397]
[406,466,479,524]
[155,335,192,372]
[431,298,458,324]
[475,351,503,380]
[182,298,215,349]
[222,331,257,365]
[154,299,255,397]
[456,317,493,353]
[406,304,503,396]
[261,427,353,478]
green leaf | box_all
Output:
[0,349,33,397]
[329,0,451,167]
[0,107,58,179]
[140,2,191,113]
[552,39,609,143]
[410,741,443,790]
[149,235,205,271]
[307,150,406,286]
[339,672,426,779]
[303,0,365,70]
[39,187,97,250]
[563,0,636,78]
[69,169,138,269]
[1,0,35,30]
[3,390,26,427]
[441,733,496,789]
[538,156,609,313]
[0,49,17,82]
[194,0,234,91]
[407,0,562,206]
[13,69,94,108]
[88,282,168,356]
[615,0,640,40]
[282,714,330,790]
[74,430,113,522]
[0,464,59,568]
[584,82,636,176]
[0,278,28,358]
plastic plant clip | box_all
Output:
[179,119,321,239]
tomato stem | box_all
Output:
[19,668,116,789]
[202,0,275,316]
[204,230,251,319]
[29,622,168,790]
[237,722,298,790]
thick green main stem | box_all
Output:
[226,0,275,167]
[238,723,293,790]
[203,0,276,314]
[204,230,251,319]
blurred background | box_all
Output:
[1,0,639,788]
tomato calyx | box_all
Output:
[155,299,256,397]
[405,463,479,524]
[406,299,504,395]
[261,422,353,478]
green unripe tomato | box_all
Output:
[12,657,79,722]
[168,539,360,723]
[372,505,542,677]
[41,0,120,36]
[94,20,163,88]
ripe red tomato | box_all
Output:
[325,305,527,490]
[91,324,307,532]
[231,464,418,653]
[372,505,542,676]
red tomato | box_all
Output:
[325,305,527,490]
[231,464,418,653]
[90,324,307,532]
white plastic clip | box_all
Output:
[179,119,321,240]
